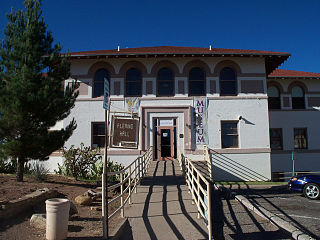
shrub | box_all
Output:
[29,162,49,181]
[62,143,102,180]
[0,158,32,174]
[57,143,125,182]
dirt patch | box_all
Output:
[0,174,125,240]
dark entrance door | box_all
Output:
[158,127,174,160]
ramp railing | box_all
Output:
[177,148,213,240]
[107,146,153,220]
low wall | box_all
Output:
[0,188,60,220]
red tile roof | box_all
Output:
[69,46,290,56]
[269,69,320,78]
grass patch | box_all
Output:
[215,181,288,185]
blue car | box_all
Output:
[288,174,320,200]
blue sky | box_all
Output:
[0,0,319,73]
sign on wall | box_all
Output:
[111,116,140,149]
[193,97,208,145]
[125,97,140,114]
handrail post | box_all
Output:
[120,172,124,218]
[197,173,201,219]
[139,157,142,179]
[129,166,132,205]
[134,159,137,193]
[207,182,212,240]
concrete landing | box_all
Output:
[123,160,209,240]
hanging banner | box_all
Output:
[111,116,140,149]
[193,97,208,145]
[125,97,140,114]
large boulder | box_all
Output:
[74,195,93,206]
[30,213,46,230]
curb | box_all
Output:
[235,195,315,240]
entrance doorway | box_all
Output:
[158,127,174,160]
[153,118,177,160]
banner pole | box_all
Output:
[102,78,110,239]
[102,109,109,239]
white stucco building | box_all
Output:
[49,46,320,181]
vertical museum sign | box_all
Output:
[194,97,208,145]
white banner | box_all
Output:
[193,97,208,145]
[125,97,140,114]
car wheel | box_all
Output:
[303,183,320,200]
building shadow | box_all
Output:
[210,185,291,240]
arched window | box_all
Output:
[189,67,205,96]
[292,86,305,109]
[220,67,237,95]
[93,69,110,98]
[125,68,142,97]
[157,68,174,96]
[267,86,281,109]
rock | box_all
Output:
[90,206,102,211]
[30,214,46,230]
[74,195,93,206]
[69,201,78,216]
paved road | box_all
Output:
[227,184,320,239]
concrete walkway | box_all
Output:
[123,160,209,240]
[121,160,291,240]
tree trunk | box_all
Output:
[16,158,25,182]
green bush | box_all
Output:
[29,162,49,181]
[0,158,32,174]
[61,143,102,180]
[56,143,125,182]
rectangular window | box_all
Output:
[294,128,308,149]
[270,128,283,150]
[221,121,238,148]
[92,122,105,148]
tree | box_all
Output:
[0,0,79,181]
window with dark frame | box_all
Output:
[93,69,110,98]
[267,86,281,109]
[270,128,283,150]
[294,128,308,149]
[125,68,142,97]
[220,67,237,96]
[221,121,239,148]
[291,86,305,109]
[92,123,105,148]
[189,67,206,96]
[157,68,174,96]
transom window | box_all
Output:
[125,68,142,97]
[157,68,174,96]
[93,69,110,98]
[221,121,239,148]
[294,128,307,149]
[291,86,305,109]
[92,123,105,148]
[189,67,206,96]
[220,67,237,95]
[270,128,283,150]
[267,86,281,109]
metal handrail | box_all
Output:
[177,148,213,240]
[107,146,153,220]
